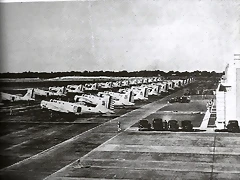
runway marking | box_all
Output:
[5,140,29,150]
[46,130,57,136]
[0,126,36,138]
[4,129,58,151]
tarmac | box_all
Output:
[1,90,238,180]
[45,132,240,180]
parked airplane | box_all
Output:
[49,86,67,95]
[34,87,66,97]
[148,84,161,96]
[41,99,82,115]
[158,82,168,93]
[74,94,115,114]
[98,90,135,107]
[172,80,183,88]
[84,83,98,92]
[112,81,122,88]
[98,82,113,90]
[131,87,149,100]
[66,84,84,94]
[0,89,35,102]
[121,80,130,87]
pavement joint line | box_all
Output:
[211,170,240,174]
[82,158,213,165]
[72,165,213,173]
[43,93,179,180]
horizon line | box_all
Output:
[0,70,224,74]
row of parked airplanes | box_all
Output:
[0,77,194,115]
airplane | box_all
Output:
[98,82,113,90]
[34,87,66,98]
[66,84,84,94]
[172,80,183,88]
[112,81,122,88]
[131,86,149,101]
[147,84,162,96]
[129,79,138,86]
[158,82,169,93]
[121,80,130,87]
[165,81,174,91]
[0,89,35,102]
[98,90,135,107]
[74,94,115,114]
[49,86,67,95]
[84,83,98,92]
[142,78,149,84]
[41,99,82,115]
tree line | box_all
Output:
[0,70,223,79]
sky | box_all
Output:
[0,0,240,73]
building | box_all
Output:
[215,55,240,129]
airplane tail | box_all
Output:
[128,90,134,103]
[57,87,66,95]
[157,85,161,94]
[104,95,114,110]
[63,86,66,94]
[80,85,84,92]
[74,85,83,92]
[93,83,98,90]
[118,90,135,106]
[23,88,35,99]
[95,95,114,113]
[143,87,148,98]
[135,87,148,100]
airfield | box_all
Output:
[0,78,239,180]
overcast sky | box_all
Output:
[0,0,240,73]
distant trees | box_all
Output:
[0,70,223,79]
